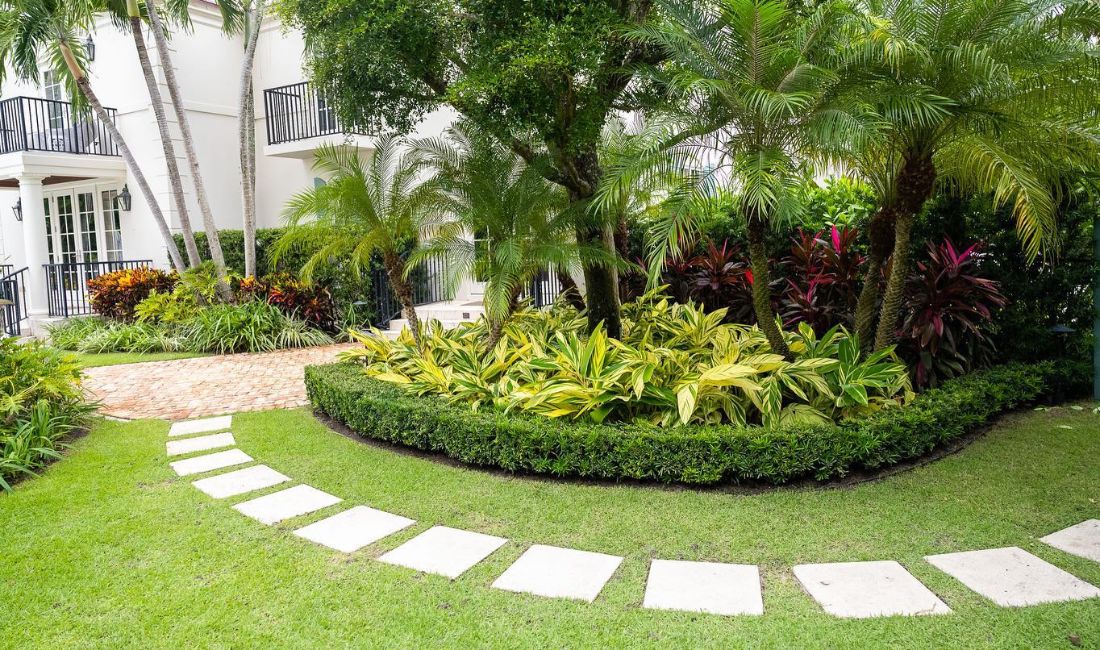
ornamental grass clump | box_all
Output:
[343,293,911,428]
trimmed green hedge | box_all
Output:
[305,360,1090,485]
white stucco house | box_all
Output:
[0,0,505,336]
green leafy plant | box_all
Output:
[343,294,911,427]
[0,338,92,490]
[181,301,333,354]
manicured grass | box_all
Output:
[1,405,1097,648]
[65,350,208,368]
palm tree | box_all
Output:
[603,0,860,357]
[276,138,439,345]
[844,0,1100,350]
[411,126,580,346]
[236,0,264,277]
[0,0,186,272]
[120,0,202,268]
[144,0,236,300]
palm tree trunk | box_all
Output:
[872,155,937,351]
[556,268,586,311]
[745,210,789,358]
[129,16,201,269]
[383,251,421,346]
[853,205,896,348]
[145,0,233,300]
[239,0,266,278]
[59,43,186,273]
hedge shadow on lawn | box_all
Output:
[304,360,1090,487]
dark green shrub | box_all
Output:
[305,360,1089,486]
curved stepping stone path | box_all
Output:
[491,544,623,602]
[925,547,1100,607]
[794,561,950,618]
[1041,519,1100,563]
[164,415,1100,618]
[295,506,415,553]
[644,560,763,616]
[235,485,342,525]
[380,526,508,579]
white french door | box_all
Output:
[42,184,124,290]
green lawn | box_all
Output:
[1,405,1097,648]
[65,350,208,368]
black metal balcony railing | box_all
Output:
[0,266,28,337]
[44,259,152,318]
[263,81,350,146]
[0,96,119,156]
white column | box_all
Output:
[18,175,49,318]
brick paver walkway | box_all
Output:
[84,344,358,420]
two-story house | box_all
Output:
[0,0,477,336]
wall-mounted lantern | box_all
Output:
[84,34,95,62]
[116,184,132,211]
[12,198,22,222]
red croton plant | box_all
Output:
[898,239,1008,387]
[238,273,337,332]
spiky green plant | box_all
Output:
[599,0,869,358]
[276,137,442,346]
[410,126,582,346]
[843,0,1100,350]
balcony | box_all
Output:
[262,81,371,158]
[0,96,119,157]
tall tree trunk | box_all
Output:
[873,155,937,351]
[575,222,622,338]
[129,16,201,268]
[383,250,421,346]
[146,0,233,300]
[239,0,265,278]
[59,43,185,273]
[853,205,896,348]
[745,210,789,358]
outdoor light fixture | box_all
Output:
[84,34,95,62]
[12,198,22,222]
[117,184,132,211]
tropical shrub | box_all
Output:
[238,273,337,332]
[0,338,93,490]
[181,301,333,354]
[898,240,1007,387]
[87,267,177,321]
[343,297,911,428]
[306,358,1087,485]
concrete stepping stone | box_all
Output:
[170,449,252,477]
[379,526,508,579]
[1041,520,1100,563]
[169,415,232,437]
[234,485,342,525]
[167,432,235,457]
[491,544,623,602]
[642,559,764,616]
[793,561,950,618]
[294,505,415,552]
[192,465,289,499]
[926,547,1100,607]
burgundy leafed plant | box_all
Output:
[899,239,1007,387]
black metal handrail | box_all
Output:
[0,96,119,156]
[263,81,351,146]
[0,263,12,277]
[44,259,152,318]
[0,266,28,337]
[370,256,451,328]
